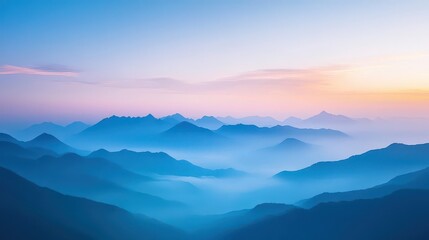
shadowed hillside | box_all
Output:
[227,190,429,240]
[0,166,187,240]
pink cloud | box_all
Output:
[0,65,79,77]
[118,66,347,92]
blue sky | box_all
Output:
[1,0,429,127]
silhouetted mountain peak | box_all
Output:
[29,133,62,144]
[171,113,187,120]
[278,138,308,147]
[166,121,212,134]
[305,111,355,124]
[193,116,224,130]
[315,111,341,118]
[91,148,110,155]
[161,113,193,123]
[25,133,77,154]
[199,116,217,121]
[387,142,406,148]
[145,113,156,119]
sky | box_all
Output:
[1,0,429,127]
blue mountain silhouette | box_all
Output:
[227,189,429,240]
[89,148,241,177]
[0,166,186,240]
[299,165,429,208]
[275,143,429,191]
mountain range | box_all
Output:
[13,121,89,141]
[64,113,352,150]
[217,111,371,128]
[299,165,429,208]
[226,189,429,240]
[0,138,188,219]
[0,166,186,240]
[89,148,241,177]
[275,143,429,192]
[1,132,78,155]
[162,114,224,130]
[216,124,347,146]
[0,150,182,212]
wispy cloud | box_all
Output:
[0,65,79,77]
[118,66,346,93]
[214,65,347,88]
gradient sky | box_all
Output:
[1,0,429,127]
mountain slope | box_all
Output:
[0,133,20,144]
[158,122,228,148]
[300,166,429,208]
[284,111,372,129]
[0,166,187,240]
[194,116,224,130]
[227,189,429,240]
[89,149,241,177]
[25,133,77,154]
[186,203,297,240]
[262,138,313,152]
[0,140,55,159]
[275,143,429,191]
[0,142,184,218]
[73,115,174,147]
[161,113,193,125]
[304,111,356,125]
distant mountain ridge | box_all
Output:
[217,116,281,127]
[303,111,356,125]
[13,121,89,141]
[89,148,242,177]
[71,115,227,148]
[275,143,429,192]
[162,113,224,130]
[217,124,347,142]
[1,132,78,155]
[283,111,371,128]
